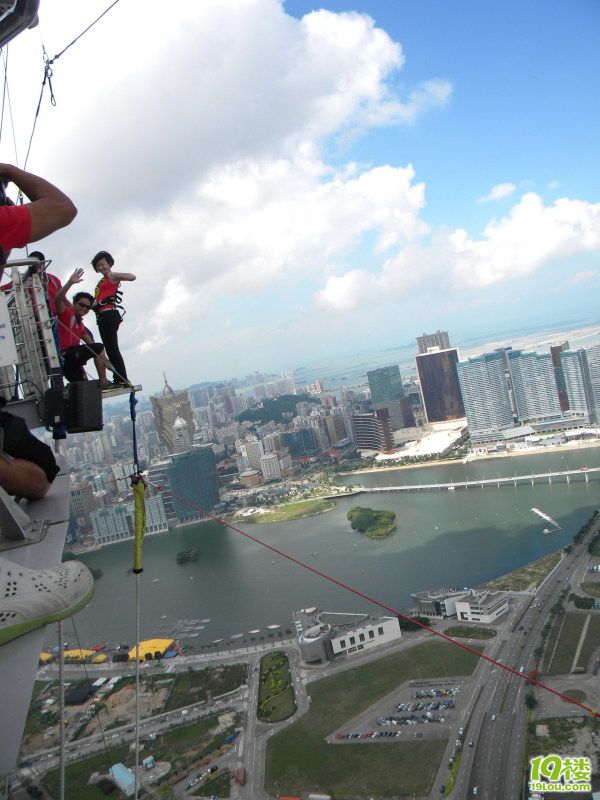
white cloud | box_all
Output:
[317,192,600,311]
[564,270,598,287]
[477,182,516,203]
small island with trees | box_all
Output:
[347,506,396,538]
[176,547,199,564]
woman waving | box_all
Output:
[91,250,135,387]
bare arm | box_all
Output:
[0,457,50,499]
[0,164,77,243]
[54,268,84,313]
[110,271,136,281]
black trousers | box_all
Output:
[96,309,128,382]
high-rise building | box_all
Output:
[351,410,394,451]
[507,350,561,422]
[150,374,195,452]
[367,365,405,431]
[416,330,451,354]
[456,352,513,436]
[550,341,570,411]
[561,349,597,423]
[282,428,319,458]
[172,414,193,453]
[585,343,600,412]
[90,495,168,546]
[325,412,348,445]
[243,437,265,470]
[166,446,220,523]
[367,366,404,403]
[415,348,465,423]
[260,452,282,480]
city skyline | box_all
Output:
[5,0,599,393]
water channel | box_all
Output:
[73,447,600,649]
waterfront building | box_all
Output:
[456,352,513,438]
[586,343,600,411]
[507,350,561,422]
[411,588,471,619]
[417,329,451,354]
[146,458,177,525]
[561,349,597,423]
[550,341,570,411]
[351,410,394,452]
[90,495,168,545]
[454,590,509,624]
[166,446,220,523]
[415,348,465,423]
[293,608,401,664]
[150,373,195,452]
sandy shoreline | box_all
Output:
[340,439,600,476]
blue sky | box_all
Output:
[5,0,600,391]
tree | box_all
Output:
[525,692,537,710]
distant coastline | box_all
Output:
[340,439,600,476]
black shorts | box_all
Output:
[62,343,104,382]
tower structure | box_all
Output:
[150,372,195,452]
[367,365,405,431]
[550,341,570,411]
[560,349,597,423]
[415,348,465,423]
[416,330,451,355]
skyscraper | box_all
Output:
[367,365,405,430]
[550,341,570,411]
[415,348,465,423]
[150,373,195,452]
[351,410,394,451]
[560,349,596,423]
[507,350,561,422]
[456,352,513,436]
[416,330,451,354]
[585,343,600,412]
[166,447,220,523]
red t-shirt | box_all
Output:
[0,205,32,258]
[57,305,86,350]
[94,276,120,310]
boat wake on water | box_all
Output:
[531,507,561,533]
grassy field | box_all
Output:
[573,615,600,671]
[242,498,335,523]
[481,550,562,591]
[528,716,595,758]
[258,651,297,722]
[581,581,600,598]
[44,746,129,800]
[444,626,497,639]
[23,681,57,738]
[265,640,482,798]
[153,664,246,712]
[543,613,586,675]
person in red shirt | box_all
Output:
[54,268,111,388]
[91,250,135,387]
[0,163,76,275]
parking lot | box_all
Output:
[328,677,472,744]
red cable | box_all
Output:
[147,480,599,718]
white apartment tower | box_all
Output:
[456,352,513,436]
[507,350,561,422]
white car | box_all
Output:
[491,714,496,720]
[473,788,478,795]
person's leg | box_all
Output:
[61,349,86,383]
[97,310,129,383]
[78,343,109,385]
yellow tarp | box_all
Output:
[39,652,54,663]
[128,638,174,661]
[63,648,95,660]
[92,654,108,663]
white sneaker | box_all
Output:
[0,558,94,646]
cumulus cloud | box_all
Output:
[477,182,516,203]
[317,192,600,310]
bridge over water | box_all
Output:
[360,467,600,493]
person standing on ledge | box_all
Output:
[91,250,135,387]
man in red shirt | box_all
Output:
[0,163,76,275]
[54,269,111,387]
